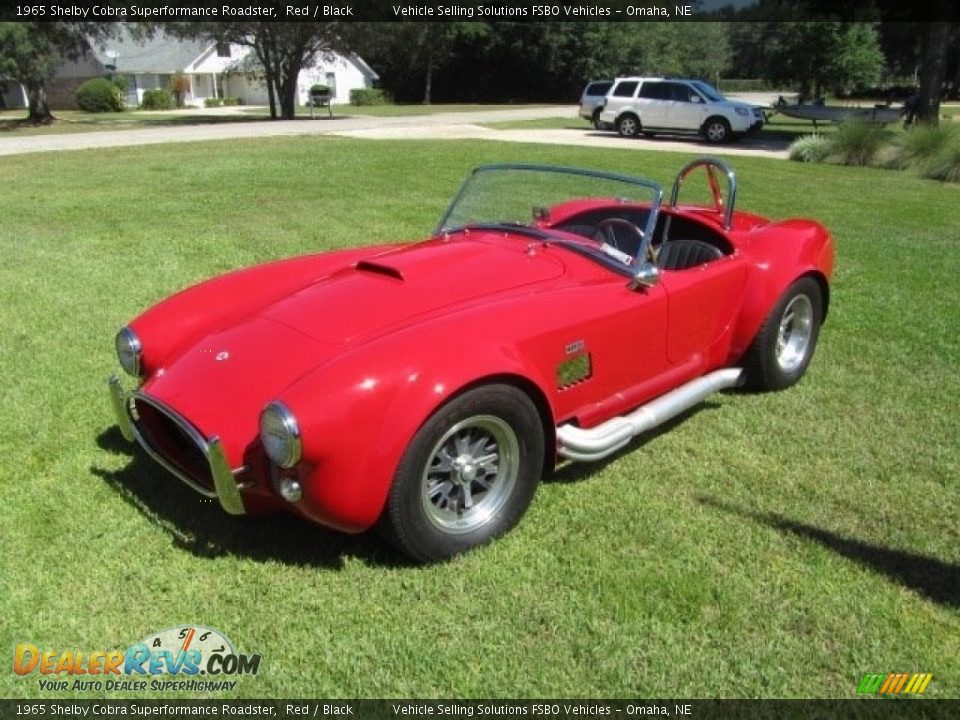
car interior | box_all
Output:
[552,207,733,272]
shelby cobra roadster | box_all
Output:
[109,158,834,562]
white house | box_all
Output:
[48,28,378,109]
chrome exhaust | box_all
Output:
[556,368,745,462]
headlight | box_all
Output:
[259,402,301,468]
[735,107,750,116]
[115,327,143,377]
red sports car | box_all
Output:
[109,158,834,562]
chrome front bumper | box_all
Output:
[109,375,246,515]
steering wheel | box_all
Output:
[592,217,649,261]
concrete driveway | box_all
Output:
[0,105,790,159]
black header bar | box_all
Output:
[2,1,958,23]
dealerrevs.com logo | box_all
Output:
[13,625,262,692]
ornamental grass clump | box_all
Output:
[788,135,832,163]
[828,119,894,166]
[921,139,960,183]
[893,124,958,171]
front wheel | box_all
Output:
[383,384,544,563]
[743,277,823,391]
[703,117,731,144]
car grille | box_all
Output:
[131,395,216,495]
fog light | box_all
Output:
[278,477,303,503]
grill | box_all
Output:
[131,394,216,496]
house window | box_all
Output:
[325,72,337,99]
[216,43,231,58]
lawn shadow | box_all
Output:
[697,496,960,609]
[92,427,411,570]
[547,399,723,485]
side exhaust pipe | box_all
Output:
[557,368,745,462]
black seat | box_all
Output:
[656,239,723,270]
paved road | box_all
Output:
[0,105,790,159]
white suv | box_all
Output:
[598,77,763,143]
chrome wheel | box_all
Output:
[776,294,814,373]
[618,115,639,137]
[421,415,519,534]
[705,120,729,143]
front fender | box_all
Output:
[275,319,556,533]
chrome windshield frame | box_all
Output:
[434,163,664,275]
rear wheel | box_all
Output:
[591,109,604,129]
[743,277,823,391]
[383,384,544,563]
[617,113,641,138]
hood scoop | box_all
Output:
[355,260,404,282]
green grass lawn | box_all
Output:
[0,104,561,137]
[0,108,269,136]
[1,138,958,700]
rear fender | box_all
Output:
[730,220,834,361]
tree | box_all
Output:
[915,22,952,125]
[352,22,486,104]
[0,22,113,122]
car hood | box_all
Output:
[257,235,566,343]
[139,235,565,452]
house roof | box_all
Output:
[92,28,209,74]
[349,54,380,82]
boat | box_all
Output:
[775,103,902,125]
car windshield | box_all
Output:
[436,165,662,270]
[436,165,663,270]
[692,81,725,102]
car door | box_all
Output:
[544,278,672,428]
[667,82,709,131]
[658,255,748,366]
[636,80,665,127]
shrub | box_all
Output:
[717,79,772,93]
[309,84,330,96]
[220,97,240,106]
[788,135,832,163]
[141,89,174,110]
[350,88,387,106]
[893,124,959,171]
[204,97,223,108]
[921,141,960,183]
[828,119,894,166]
[75,77,124,113]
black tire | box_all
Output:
[617,113,641,138]
[743,277,823,391]
[703,117,732,144]
[591,109,603,130]
[383,384,544,563]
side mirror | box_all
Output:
[628,262,660,290]
[690,95,703,104]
